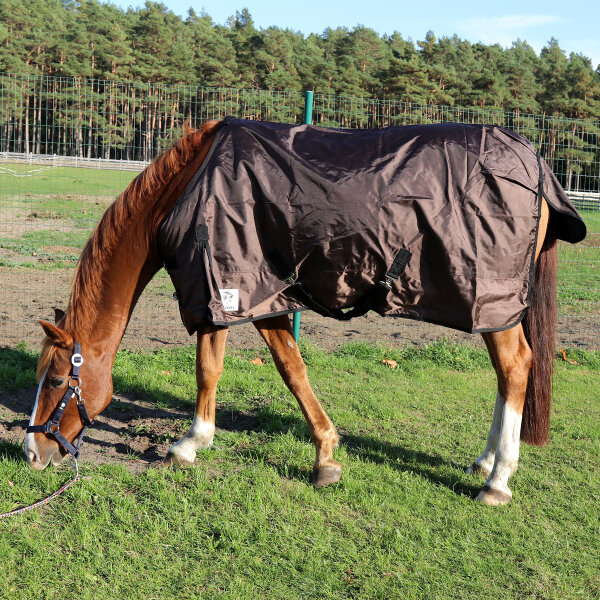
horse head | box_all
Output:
[25,312,113,470]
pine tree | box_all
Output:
[417,32,459,106]
[186,10,237,88]
[128,1,195,84]
[294,33,334,94]
[469,43,510,110]
[501,40,541,116]
[383,33,432,105]
[225,8,264,89]
[537,38,571,116]
[256,26,302,91]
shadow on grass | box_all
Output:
[0,346,478,497]
[340,431,481,498]
[223,405,480,498]
[0,439,26,461]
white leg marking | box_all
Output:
[468,391,503,474]
[25,367,48,462]
[168,415,215,463]
[483,402,522,497]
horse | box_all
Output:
[25,118,586,506]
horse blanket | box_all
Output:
[158,117,586,335]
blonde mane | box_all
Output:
[63,120,221,337]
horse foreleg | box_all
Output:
[473,326,532,505]
[165,326,228,466]
[253,315,342,486]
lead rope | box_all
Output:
[0,457,86,519]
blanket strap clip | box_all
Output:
[378,248,412,291]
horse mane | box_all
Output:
[63,119,221,337]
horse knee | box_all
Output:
[197,364,224,388]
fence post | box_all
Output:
[292,90,314,343]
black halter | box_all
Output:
[27,340,93,458]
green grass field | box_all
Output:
[0,163,137,269]
[0,162,138,201]
[1,341,599,599]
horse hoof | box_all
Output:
[312,464,342,487]
[466,462,491,479]
[163,452,195,467]
[476,486,512,506]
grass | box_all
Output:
[0,163,137,270]
[0,162,137,201]
[557,211,600,313]
[1,340,599,599]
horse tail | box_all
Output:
[521,227,558,446]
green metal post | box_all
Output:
[304,90,313,125]
[292,90,314,343]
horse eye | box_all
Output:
[48,377,65,388]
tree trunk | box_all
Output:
[17,116,22,153]
[35,84,42,154]
[87,81,94,158]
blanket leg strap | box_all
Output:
[341,248,412,320]
[267,248,412,321]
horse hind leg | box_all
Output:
[165,326,228,466]
[472,326,532,505]
[253,315,342,486]
[467,331,508,478]
[466,390,503,479]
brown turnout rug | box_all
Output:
[158,118,586,335]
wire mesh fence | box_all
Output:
[1,73,598,350]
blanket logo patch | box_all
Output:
[219,288,239,312]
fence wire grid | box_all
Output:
[1,73,599,350]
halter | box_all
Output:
[26,340,93,458]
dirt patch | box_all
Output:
[0,205,81,239]
[1,386,197,472]
[0,381,268,472]
[39,245,79,255]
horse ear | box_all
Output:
[38,320,73,348]
[54,308,66,324]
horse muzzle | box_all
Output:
[25,433,65,470]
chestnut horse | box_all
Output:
[26,119,558,506]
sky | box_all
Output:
[111,0,600,69]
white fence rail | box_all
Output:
[0,151,150,172]
[566,191,600,211]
